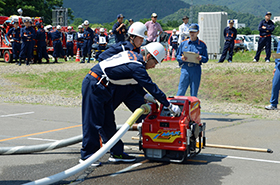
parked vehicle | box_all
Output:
[234,37,245,52]
[247,34,278,51]
[237,34,254,51]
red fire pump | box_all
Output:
[140,96,206,162]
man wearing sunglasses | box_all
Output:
[145,13,163,44]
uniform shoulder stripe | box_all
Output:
[199,40,206,45]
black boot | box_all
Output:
[53,58,58,63]
[26,59,30,66]
[18,58,22,66]
[80,56,85,63]
[87,54,90,63]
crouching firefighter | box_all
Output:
[80,42,181,165]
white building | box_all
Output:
[227,19,246,29]
[272,16,280,23]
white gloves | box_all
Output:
[168,103,181,116]
[144,94,157,103]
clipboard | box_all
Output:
[272,53,280,59]
[183,52,200,64]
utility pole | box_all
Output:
[189,0,193,24]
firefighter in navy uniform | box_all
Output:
[81,20,94,63]
[50,25,67,63]
[253,12,275,63]
[95,28,108,60]
[98,22,150,124]
[170,29,179,55]
[66,26,75,61]
[5,20,21,64]
[75,25,84,59]
[80,42,181,165]
[19,19,35,66]
[112,14,127,43]
[36,22,49,64]
[218,19,237,63]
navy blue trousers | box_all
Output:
[82,40,93,62]
[219,41,234,62]
[19,41,33,59]
[37,41,49,60]
[270,63,280,107]
[12,42,21,60]
[53,40,65,58]
[80,74,124,160]
[254,36,271,61]
[66,42,74,57]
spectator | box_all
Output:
[170,29,179,55]
[128,19,134,30]
[176,23,208,97]
[217,19,237,63]
[112,14,127,43]
[178,16,190,44]
[145,13,163,44]
[265,40,280,110]
[253,12,275,63]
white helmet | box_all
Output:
[56,25,61,30]
[109,29,112,33]
[78,25,83,29]
[128,22,147,38]
[67,26,72,30]
[173,29,176,32]
[84,20,89,25]
[145,42,165,63]
[100,28,105,32]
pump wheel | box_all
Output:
[4,50,13,63]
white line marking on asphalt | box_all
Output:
[0,111,34,118]
[28,137,58,142]
[110,159,149,177]
[200,153,280,164]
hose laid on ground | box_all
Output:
[0,135,83,155]
[0,124,139,155]
[23,104,150,185]
[206,143,273,153]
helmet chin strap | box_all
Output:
[130,35,137,48]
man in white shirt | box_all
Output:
[178,16,190,44]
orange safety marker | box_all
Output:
[75,48,80,62]
[171,49,176,61]
[164,48,167,61]
[167,49,171,61]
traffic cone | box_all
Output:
[167,49,171,61]
[171,49,176,61]
[164,48,167,61]
[75,48,80,62]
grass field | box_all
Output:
[2,50,277,106]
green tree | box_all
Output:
[237,27,252,35]
[0,0,73,25]
[273,22,280,36]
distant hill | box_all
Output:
[182,0,280,18]
[63,0,190,23]
[161,4,263,30]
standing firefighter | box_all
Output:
[5,20,21,65]
[112,14,127,43]
[19,19,35,66]
[81,20,94,63]
[95,28,108,60]
[36,22,49,64]
[80,42,181,165]
[170,29,179,55]
[218,19,237,63]
[66,26,75,61]
[253,12,275,63]
[176,23,208,97]
[75,25,84,59]
[50,25,67,63]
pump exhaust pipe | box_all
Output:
[206,143,273,153]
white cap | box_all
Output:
[100,28,105,32]
[128,22,147,39]
[56,25,61,30]
[67,26,72,30]
[173,29,176,32]
[145,42,165,63]
[78,25,83,29]
[151,13,157,17]
[84,20,89,25]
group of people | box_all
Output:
[79,12,209,167]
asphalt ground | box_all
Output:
[0,103,279,185]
